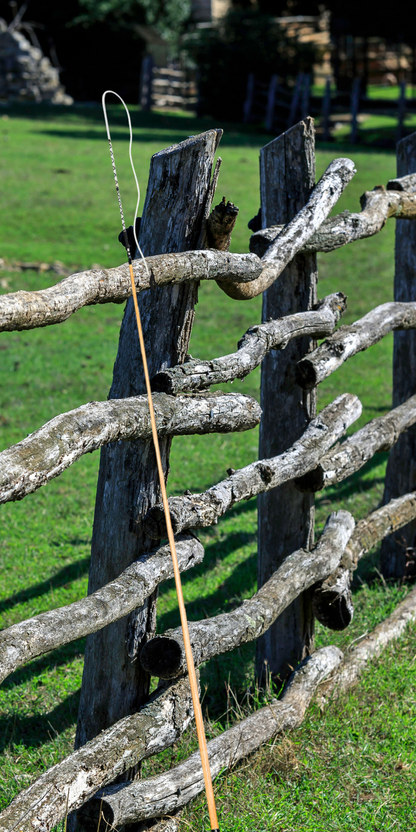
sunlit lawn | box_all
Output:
[0,104,415,829]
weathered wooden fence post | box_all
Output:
[381,131,416,579]
[74,130,221,749]
[256,118,317,683]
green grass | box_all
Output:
[0,105,415,829]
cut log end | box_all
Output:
[313,588,354,631]
[295,357,318,390]
[294,465,325,493]
[140,637,183,679]
[150,372,175,394]
[207,197,239,251]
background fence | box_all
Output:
[0,120,416,832]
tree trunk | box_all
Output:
[74,129,221,750]
[382,132,416,579]
[256,118,317,683]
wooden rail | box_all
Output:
[1,123,416,832]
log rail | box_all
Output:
[2,126,416,831]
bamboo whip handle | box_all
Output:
[128,263,220,832]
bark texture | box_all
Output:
[143,394,361,538]
[382,133,416,579]
[0,393,261,504]
[387,172,416,191]
[312,491,416,633]
[206,196,239,250]
[75,129,221,750]
[0,676,196,832]
[77,647,343,831]
[0,535,203,685]
[152,293,347,394]
[0,249,261,333]
[345,490,416,569]
[140,511,354,679]
[312,568,354,631]
[257,118,318,683]
[0,157,355,332]
[250,185,416,258]
[316,585,416,706]
[216,154,355,300]
[296,302,416,390]
[295,394,416,492]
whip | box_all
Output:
[102,91,220,832]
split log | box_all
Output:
[152,293,347,394]
[250,185,416,258]
[0,392,261,504]
[0,249,262,333]
[311,491,416,632]
[295,393,416,493]
[143,393,362,538]
[0,675,196,832]
[296,302,416,390]
[76,646,343,831]
[140,511,354,679]
[0,534,203,685]
[216,155,356,300]
[316,585,416,706]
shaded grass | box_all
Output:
[0,105,415,828]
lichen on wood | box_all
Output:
[140,511,354,679]
[143,393,362,538]
[296,302,416,390]
[152,293,347,394]
[0,392,261,504]
[295,393,416,493]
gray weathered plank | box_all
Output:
[256,118,317,683]
[75,129,221,749]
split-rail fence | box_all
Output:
[1,120,416,832]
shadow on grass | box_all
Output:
[0,639,85,692]
[316,452,388,509]
[158,551,257,634]
[4,101,407,151]
[0,557,90,617]
[0,690,80,752]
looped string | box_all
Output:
[102,90,148,270]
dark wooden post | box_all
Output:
[300,73,310,121]
[256,118,317,684]
[322,77,331,142]
[139,55,154,110]
[243,73,255,123]
[287,73,303,128]
[265,74,278,133]
[74,130,221,749]
[381,132,416,579]
[397,81,406,143]
[350,77,360,144]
